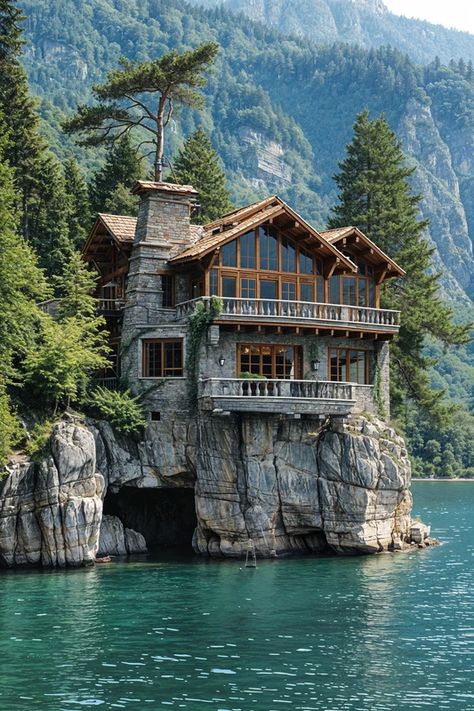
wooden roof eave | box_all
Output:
[82,215,134,258]
[171,201,358,273]
[204,195,278,231]
[170,204,286,264]
[272,198,357,273]
[323,226,406,278]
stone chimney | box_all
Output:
[121,182,199,387]
[132,181,198,254]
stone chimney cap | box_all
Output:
[132,180,198,196]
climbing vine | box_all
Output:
[186,296,223,404]
[373,364,387,420]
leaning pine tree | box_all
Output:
[63,42,219,181]
[173,128,233,224]
[329,109,471,421]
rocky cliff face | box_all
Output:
[0,421,103,567]
[194,415,412,556]
[0,412,413,567]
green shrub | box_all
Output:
[238,371,267,380]
[88,387,147,435]
[26,419,54,462]
[0,384,22,468]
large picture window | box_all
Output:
[329,348,370,384]
[209,225,324,303]
[329,256,376,306]
[142,339,183,378]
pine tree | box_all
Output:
[173,128,233,224]
[89,135,143,216]
[0,118,49,383]
[27,152,74,277]
[63,42,219,181]
[0,114,49,462]
[0,1,76,273]
[0,0,24,61]
[24,253,110,411]
[329,109,471,420]
[63,157,91,249]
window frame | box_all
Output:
[142,338,184,379]
[161,273,176,309]
[328,347,370,385]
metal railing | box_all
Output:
[176,297,400,328]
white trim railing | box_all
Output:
[199,378,354,401]
[176,297,400,328]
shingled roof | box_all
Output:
[171,196,357,271]
[98,214,137,243]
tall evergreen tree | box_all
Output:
[329,109,471,419]
[173,128,233,224]
[63,156,91,249]
[0,115,49,462]
[0,0,76,273]
[89,135,143,216]
[28,152,74,277]
[0,0,24,61]
[63,42,219,181]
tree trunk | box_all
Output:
[154,95,167,182]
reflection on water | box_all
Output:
[0,482,473,710]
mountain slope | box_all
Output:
[189,0,474,65]
[17,0,474,310]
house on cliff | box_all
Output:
[83,182,405,421]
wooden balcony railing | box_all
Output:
[199,378,357,416]
[176,297,400,330]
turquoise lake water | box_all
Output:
[0,481,473,711]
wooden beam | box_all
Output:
[323,258,339,279]
[375,263,390,284]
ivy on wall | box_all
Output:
[186,296,223,404]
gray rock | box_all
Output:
[194,415,413,557]
[97,515,147,556]
[1,411,414,566]
[0,421,103,567]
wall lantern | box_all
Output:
[311,358,321,374]
[218,356,226,367]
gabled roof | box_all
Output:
[320,226,406,278]
[98,214,137,244]
[171,196,357,271]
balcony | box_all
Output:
[97,298,125,313]
[199,378,356,417]
[176,297,400,334]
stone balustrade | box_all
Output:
[176,297,400,331]
[199,378,356,416]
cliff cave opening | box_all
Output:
[103,487,197,551]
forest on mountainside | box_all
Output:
[4,0,474,476]
[189,0,474,66]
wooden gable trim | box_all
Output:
[322,226,405,278]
